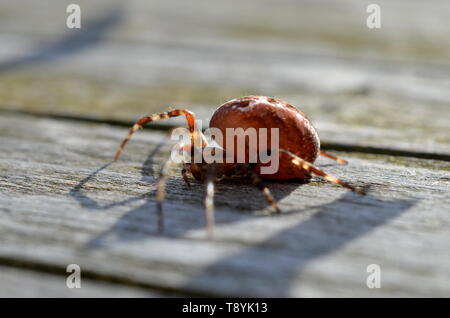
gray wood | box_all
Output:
[0,113,449,297]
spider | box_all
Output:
[113,95,364,239]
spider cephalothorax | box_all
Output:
[114,95,363,239]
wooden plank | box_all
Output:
[0,266,175,297]
[0,113,449,297]
[0,1,449,157]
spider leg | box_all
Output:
[114,109,198,161]
[155,154,178,233]
[319,151,348,164]
[279,149,365,194]
[204,163,218,240]
[247,165,281,213]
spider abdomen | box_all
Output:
[209,95,320,180]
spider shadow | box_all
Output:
[207,157,346,213]
[183,189,418,296]
[71,143,413,271]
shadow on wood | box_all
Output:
[69,142,300,247]
[70,140,164,247]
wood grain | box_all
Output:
[1,113,449,296]
[0,266,174,297]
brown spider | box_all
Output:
[114,95,364,239]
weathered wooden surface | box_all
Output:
[0,0,449,158]
[0,0,449,297]
[0,113,449,297]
